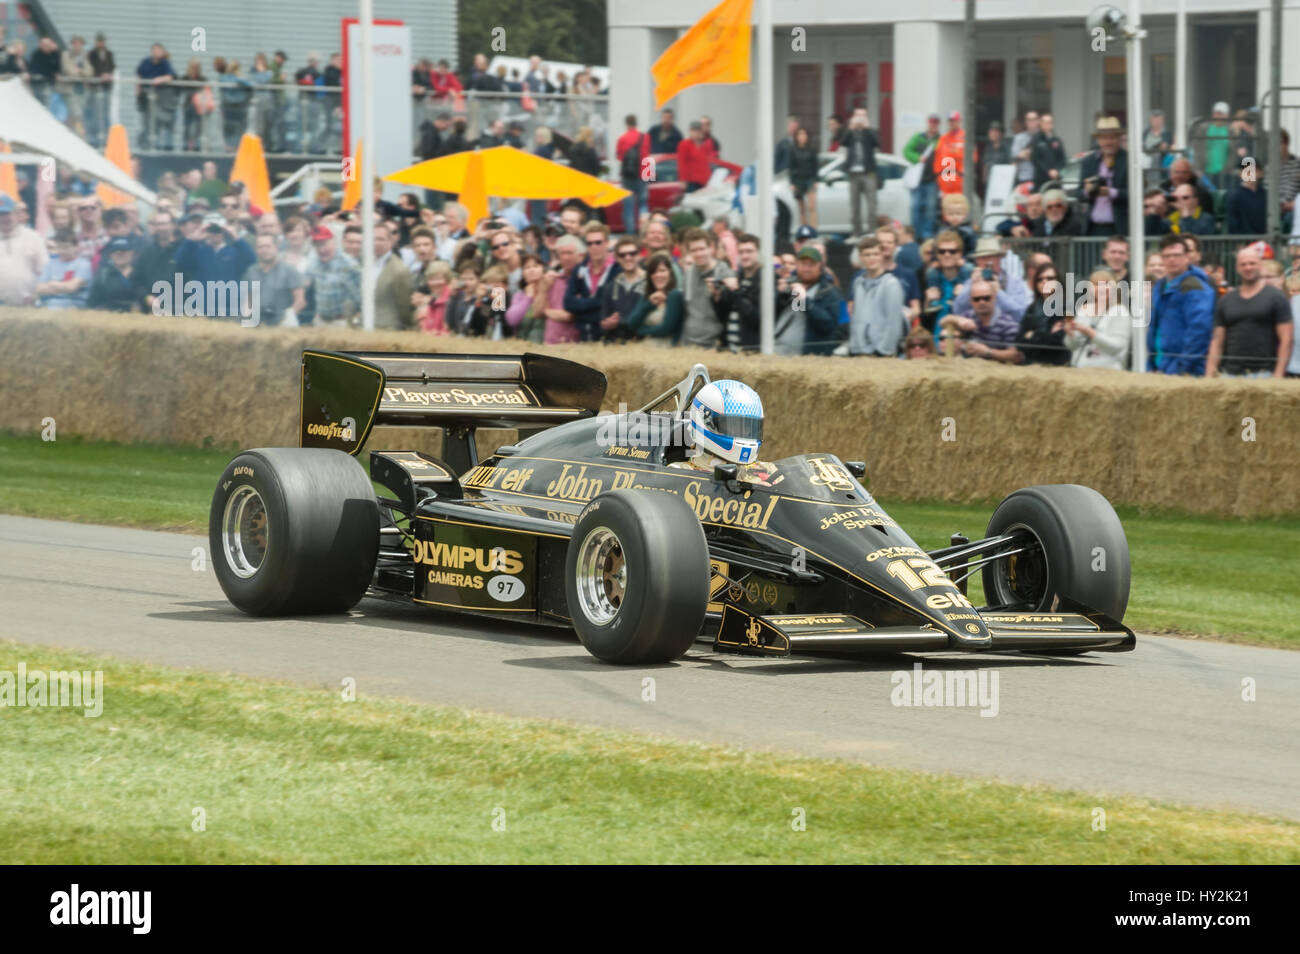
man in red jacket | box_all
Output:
[615,114,652,232]
[676,120,717,194]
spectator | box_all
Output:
[675,121,716,194]
[1162,157,1217,214]
[1033,113,1066,189]
[845,237,906,357]
[322,53,343,153]
[136,43,178,151]
[221,60,253,150]
[875,225,922,325]
[999,190,1045,238]
[0,40,28,80]
[1143,188,1171,237]
[600,236,646,337]
[249,53,275,146]
[1205,245,1293,378]
[679,227,734,348]
[1168,183,1217,235]
[774,116,799,174]
[904,327,937,358]
[136,209,182,311]
[1287,272,1300,378]
[444,261,482,334]
[950,237,1031,321]
[173,216,254,300]
[1079,116,1128,236]
[700,116,721,154]
[503,254,548,342]
[1226,165,1268,235]
[86,237,140,312]
[1010,111,1041,188]
[1286,236,1300,282]
[428,60,462,103]
[1065,268,1131,369]
[567,126,601,177]
[841,108,879,236]
[479,265,513,339]
[1232,108,1265,174]
[788,126,819,228]
[934,110,966,197]
[85,33,115,148]
[1143,109,1173,181]
[825,115,844,152]
[621,253,683,344]
[1032,189,1085,238]
[1013,263,1069,365]
[716,232,762,351]
[1277,130,1299,230]
[522,55,549,95]
[180,60,209,151]
[73,197,106,260]
[0,193,49,305]
[564,222,619,341]
[942,278,1022,362]
[415,260,454,333]
[649,107,683,155]
[28,36,61,105]
[307,225,360,326]
[1148,234,1216,374]
[544,234,584,343]
[467,53,500,93]
[977,121,1010,196]
[903,114,942,239]
[616,115,651,233]
[436,202,470,261]
[936,192,976,256]
[1101,235,1130,285]
[243,233,305,326]
[35,229,92,309]
[486,226,523,292]
[773,246,843,355]
[923,229,973,334]
[370,224,414,330]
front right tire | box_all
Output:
[565,490,710,664]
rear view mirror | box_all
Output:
[844,461,867,480]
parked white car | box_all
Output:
[773,151,912,239]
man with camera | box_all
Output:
[1079,117,1128,236]
[940,278,1022,362]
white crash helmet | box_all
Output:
[688,379,764,466]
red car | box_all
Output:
[549,154,743,232]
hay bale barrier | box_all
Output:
[3,307,1298,517]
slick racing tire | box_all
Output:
[565,490,710,664]
[210,447,379,616]
[982,484,1130,623]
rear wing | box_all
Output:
[300,350,606,471]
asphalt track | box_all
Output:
[2,514,1297,820]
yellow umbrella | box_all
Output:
[384,146,630,230]
[95,124,134,208]
[229,133,273,215]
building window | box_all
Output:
[976,59,1005,136]
[877,61,893,153]
[1149,53,1174,126]
[1015,57,1052,122]
[833,63,867,151]
[1103,55,1127,129]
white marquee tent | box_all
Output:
[0,77,156,206]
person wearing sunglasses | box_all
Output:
[922,229,973,337]
[1168,185,1218,236]
[562,221,620,341]
[1012,265,1070,365]
[940,278,1022,362]
[1030,189,1084,238]
[488,229,524,293]
[599,237,647,339]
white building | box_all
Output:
[607,0,1300,160]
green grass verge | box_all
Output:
[2,432,1297,648]
[1,642,1295,864]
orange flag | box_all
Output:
[229,133,273,215]
[652,0,753,109]
[0,140,18,201]
[341,139,363,212]
[95,124,134,208]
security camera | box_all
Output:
[1086,4,1128,40]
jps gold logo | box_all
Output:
[806,457,855,492]
[745,617,763,647]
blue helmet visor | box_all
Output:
[696,406,764,442]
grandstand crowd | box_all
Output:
[1,28,1298,378]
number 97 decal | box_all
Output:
[488,574,525,603]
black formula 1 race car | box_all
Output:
[210,351,1135,663]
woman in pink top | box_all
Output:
[543,234,584,344]
[417,260,453,333]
